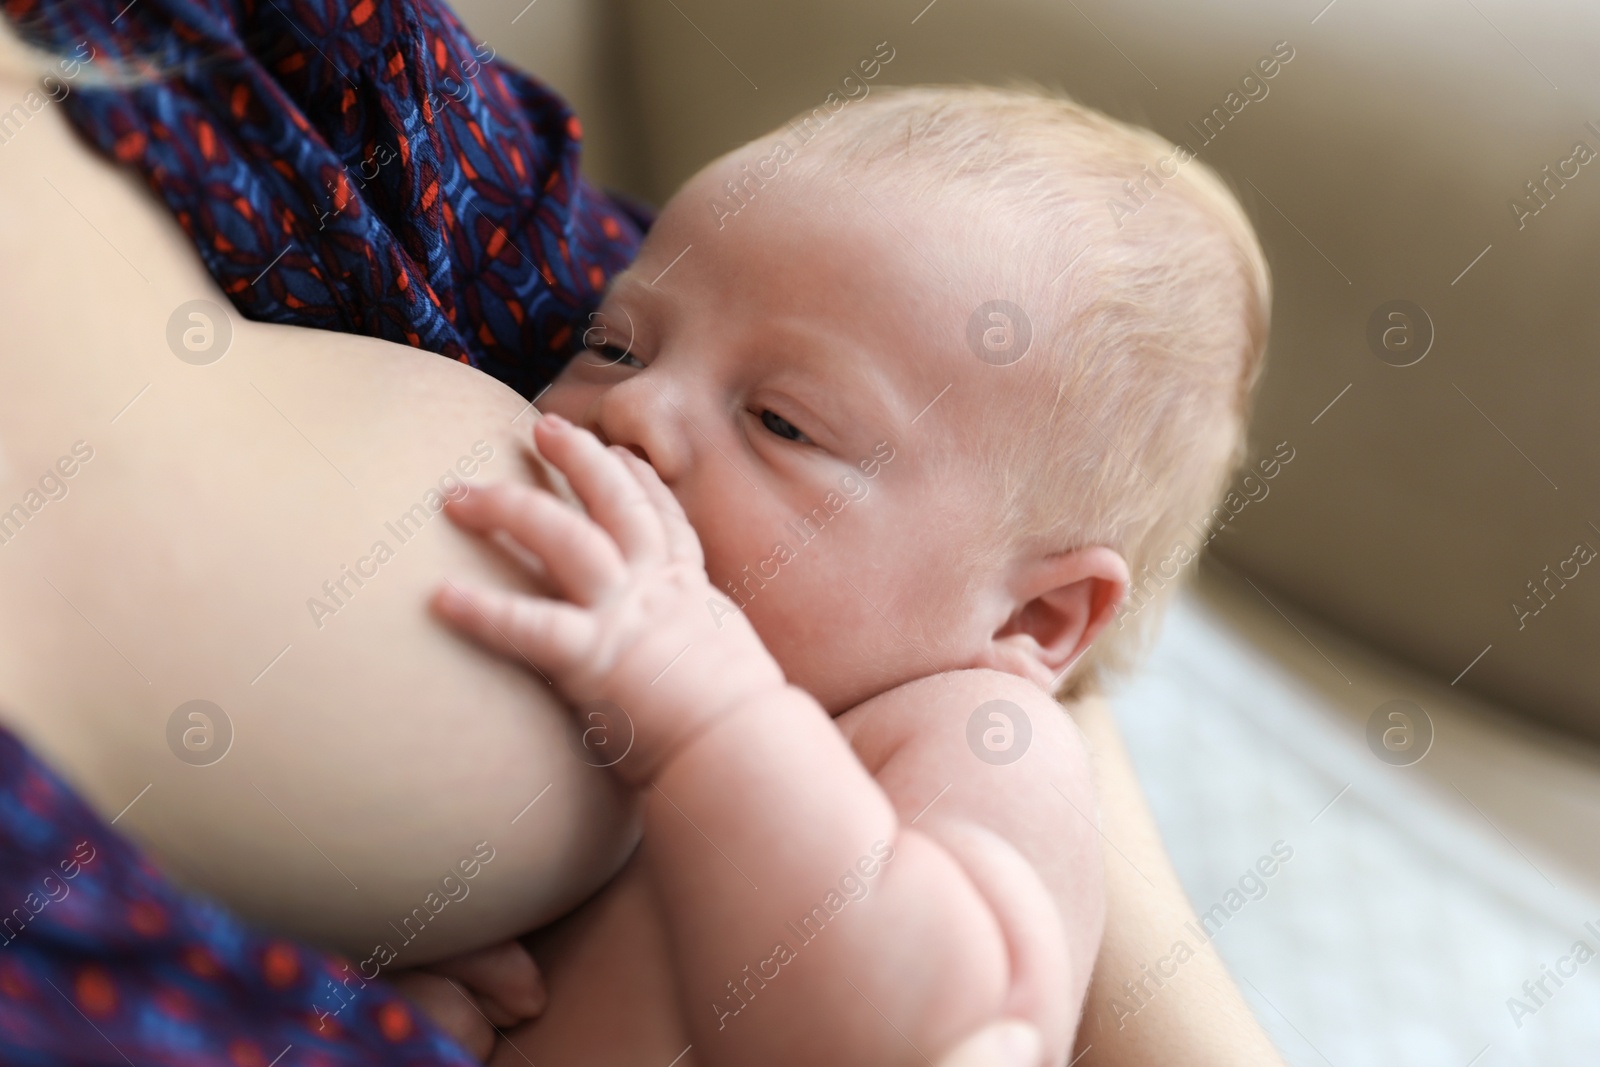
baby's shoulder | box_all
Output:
[841,669,1104,976]
[839,669,1093,807]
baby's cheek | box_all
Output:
[691,508,772,601]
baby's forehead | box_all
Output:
[662,143,1150,411]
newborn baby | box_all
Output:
[417,84,1269,1066]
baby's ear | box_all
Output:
[983,546,1128,690]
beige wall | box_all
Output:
[446,0,648,197]
[469,0,1600,738]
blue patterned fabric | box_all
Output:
[0,0,651,1060]
[0,725,483,1065]
[1,0,646,399]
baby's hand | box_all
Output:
[433,414,786,786]
[388,939,545,1062]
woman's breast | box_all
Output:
[0,70,637,961]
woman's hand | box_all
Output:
[432,414,787,787]
[388,939,546,1061]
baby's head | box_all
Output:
[542,85,1269,712]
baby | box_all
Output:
[414,84,1269,1066]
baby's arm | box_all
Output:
[433,415,1101,1067]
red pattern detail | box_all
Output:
[229,1038,269,1067]
[0,962,31,1001]
[127,899,167,936]
[112,131,145,162]
[377,1001,413,1042]
[154,986,196,1019]
[183,945,223,977]
[262,941,300,988]
[75,966,117,1016]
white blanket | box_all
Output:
[1111,568,1600,1067]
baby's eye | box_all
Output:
[585,343,645,369]
[759,409,810,444]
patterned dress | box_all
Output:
[0,0,646,399]
[0,727,485,1065]
[0,0,647,1059]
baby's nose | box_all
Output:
[587,378,689,483]
[587,421,658,468]
[591,425,649,463]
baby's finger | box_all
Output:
[432,581,595,680]
[535,415,666,565]
[429,941,547,1026]
[446,482,623,606]
[613,447,703,567]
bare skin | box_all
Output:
[433,141,1287,1066]
[418,148,1133,1064]
[441,427,1105,1067]
[0,50,635,962]
[0,35,1284,1067]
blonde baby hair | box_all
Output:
[782,84,1272,696]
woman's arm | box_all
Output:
[1069,694,1285,1066]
